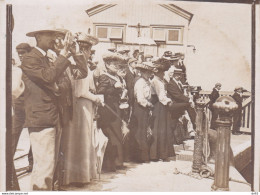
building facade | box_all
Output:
[86,0,193,58]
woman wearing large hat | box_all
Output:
[60,32,101,186]
[96,52,128,172]
[130,62,157,162]
[150,58,175,161]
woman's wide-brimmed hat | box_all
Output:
[153,58,172,71]
[26,29,69,37]
[76,32,99,46]
[135,62,157,72]
[102,52,128,67]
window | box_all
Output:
[96,25,124,41]
[110,28,123,39]
[97,27,108,39]
[168,30,179,42]
[153,28,165,41]
[152,26,184,44]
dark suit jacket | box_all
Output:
[21,48,71,128]
[209,88,220,110]
[167,79,189,103]
[125,67,136,106]
[232,92,243,110]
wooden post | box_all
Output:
[192,99,206,173]
[211,96,238,191]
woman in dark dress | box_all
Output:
[97,52,128,172]
[150,58,175,161]
[130,62,156,163]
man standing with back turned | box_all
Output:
[21,29,74,191]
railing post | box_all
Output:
[192,99,206,173]
[211,96,238,191]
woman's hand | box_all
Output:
[114,81,123,89]
[95,97,103,106]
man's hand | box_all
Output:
[60,31,74,58]
[69,41,80,56]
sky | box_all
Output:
[9,0,252,91]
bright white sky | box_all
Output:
[9,0,252,91]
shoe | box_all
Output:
[162,158,170,162]
[232,132,242,135]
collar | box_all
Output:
[164,74,170,83]
[129,66,135,75]
[35,46,47,56]
[172,77,179,85]
[214,87,220,92]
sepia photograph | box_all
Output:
[0,0,259,192]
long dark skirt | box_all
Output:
[98,102,124,171]
[130,102,151,162]
[150,102,175,160]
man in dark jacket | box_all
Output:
[11,43,33,191]
[21,29,74,190]
[209,83,221,130]
[166,68,196,130]
[124,58,138,161]
[232,87,243,135]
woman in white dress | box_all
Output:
[62,33,103,186]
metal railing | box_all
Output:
[199,91,252,133]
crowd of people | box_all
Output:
[11,28,245,191]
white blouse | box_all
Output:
[74,67,98,102]
[134,78,152,107]
[151,75,171,106]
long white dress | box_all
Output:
[63,68,98,184]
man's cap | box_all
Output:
[16,43,32,52]
[173,68,183,75]
[76,32,99,46]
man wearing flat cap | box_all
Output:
[232,87,243,135]
[10,43,33,190]
[21,29,74,190]
[209,83,222,130]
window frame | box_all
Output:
[95,24,125,42]
[151,25,184,45]
[152,28,166,42]
[166,28,183,44]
